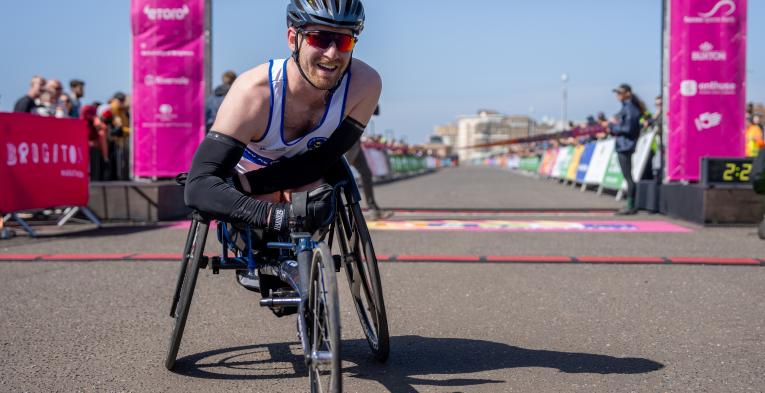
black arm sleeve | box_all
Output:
[184,132,271,227]
[241,116,366,194]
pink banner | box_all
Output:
[0,114,89,213]
[667,0,747,181]
[131,0,205,178]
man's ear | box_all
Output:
[288,28,298,52]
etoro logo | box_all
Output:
[143,5,190,21]
[691,42,727,61]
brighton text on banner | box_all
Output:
[131,0,206,177]
[0,113,89,213]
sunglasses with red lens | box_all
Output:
[301,30,357,53]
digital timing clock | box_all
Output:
[700,157,754,187]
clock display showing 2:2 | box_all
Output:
[722,162,752,181]
[703,158,755,185]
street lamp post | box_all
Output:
[561,73,569,130]
[528,106,535,138]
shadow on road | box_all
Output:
[173,335,664,392]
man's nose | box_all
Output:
[323,42,341,58]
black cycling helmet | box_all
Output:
[286,0,365,35]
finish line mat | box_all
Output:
[366,220,692,233]
[0,254,761,265]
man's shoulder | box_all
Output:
[230,63,272,98]
[350,59,381,88]
[13,96,33,112]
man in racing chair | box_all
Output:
[184,0,380,299]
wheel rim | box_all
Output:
[337,203,388,356]
[309,247,339,392]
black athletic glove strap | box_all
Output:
[239,116,366,194]
[184,132,272,228]
[267,203,292,234]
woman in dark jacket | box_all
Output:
[609,84,646,215]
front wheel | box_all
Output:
[308,242,342,393]
[165,221,209,370]
[335,202,390,362]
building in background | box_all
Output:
[433,110,543,162]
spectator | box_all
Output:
[81,103,110,180]
[745,114,764,157]
[346,138,393,220]
[44,79,68,117]
[68,79,85,117]
[58,94,73,118]
[100,92,131,180]
[609,83,645,215]
[206,70,236,132]
[34,89,57,117]
[13,75,45,113]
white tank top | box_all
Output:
[235,58,351,192]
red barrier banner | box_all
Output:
[0,113,89,213]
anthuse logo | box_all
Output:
[143,4,190,21]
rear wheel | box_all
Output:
[335,201,390,362]
[308,243,341,393]
[165,220,209,370]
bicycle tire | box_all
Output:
[165,221,209,370]
[335,201,390,362]
[308,242,342,393]
[170,219,198,317]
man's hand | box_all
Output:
[266,185,335,234]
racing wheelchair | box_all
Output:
[164,159,389,393]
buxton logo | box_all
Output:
[691,42,726,61]
[684,0,736,24]
[143,5,190,21]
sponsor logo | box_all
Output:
[156,104,178,122]
[691,42,727,61]
[680,80,698,96]
[679,80,736,96]
[695,112,722,131]
[139,49,194,58]
[143,5,190,21]
[684,0,736,24]
[6,142,84,167]
[144,75,190,86]
[307,137,328,150]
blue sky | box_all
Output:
[0,0,762,143]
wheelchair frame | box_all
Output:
[164,159,389,392]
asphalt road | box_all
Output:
[1,166,764,392]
